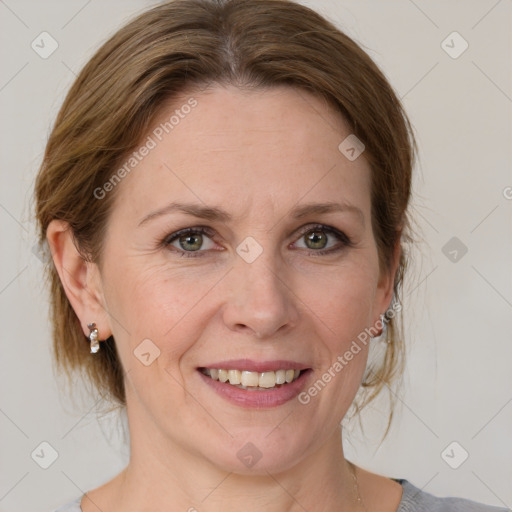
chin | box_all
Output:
[196,427,313,475]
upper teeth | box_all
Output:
[202,368,301,389]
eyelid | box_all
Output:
[164,225,216,244]
[163,226,219,256]
[294,223,349,241]
[291,223,353,252]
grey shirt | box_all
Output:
[53,479,510,511]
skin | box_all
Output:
[48,84,403,511]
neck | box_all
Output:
[104,425,362,512]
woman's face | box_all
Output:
[95,84,395,473]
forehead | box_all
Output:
[109,84,372,224]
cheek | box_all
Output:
[296,259,379,344]
[298,268,375,409]
[103,260,222,363]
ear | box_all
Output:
[373,232,402,324]
[46,219,112,340]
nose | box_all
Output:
[221,251,299,339]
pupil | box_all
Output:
[180,234,202,251]
[306,231,327,249]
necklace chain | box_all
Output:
[349,461,368,511]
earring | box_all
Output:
[371,313,388,342]
[87,322,100,353]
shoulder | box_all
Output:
[396,479,510,512]
[52,496,82,512]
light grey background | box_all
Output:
[0,1,511,511]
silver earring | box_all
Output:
[87,322,100,353]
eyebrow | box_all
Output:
[138,200,365,227]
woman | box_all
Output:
[34,0,508,510]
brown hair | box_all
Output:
[34,0,416,433]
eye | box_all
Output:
[162,224,352,258]
[292,224,352,255]
[164,227,217,255]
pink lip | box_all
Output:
[200,359,310,372]
[197,366,312,409]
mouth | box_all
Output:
[196,361,312,408]
[199,367,304,390]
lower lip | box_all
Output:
[198,370,312,409]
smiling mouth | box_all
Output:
[199,368,305,390]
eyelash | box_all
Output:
[162,224,353,258]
